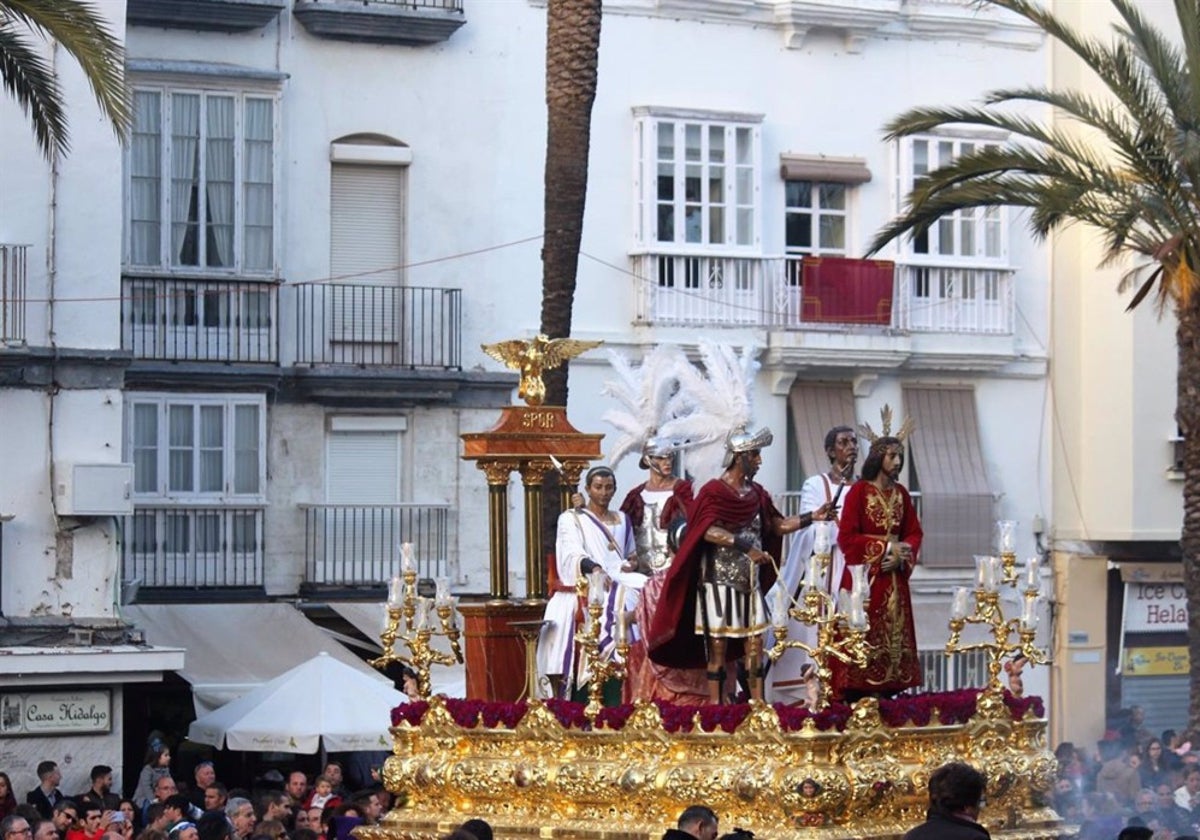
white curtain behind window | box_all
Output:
[233,404,260,494]
[199,405,223,492]
[130,91,162,265]
[243,99,274,271]
[169,405,194,492]
[171,94,201,266]
[206,97,235,267]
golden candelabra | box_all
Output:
[370,542,463,699]
[945,550,1048,698]
[996,520,1019,584]
[573,570,629,718]
[766,525,870,710]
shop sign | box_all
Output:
[0,690,112,736]
[1124,582,1188,632]
[1124,646,1190,676]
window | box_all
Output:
[127,86,277,274]
[127,395,266,501]
[898,135,1005,262]
[785,181,848,257]
[634,108,762,251]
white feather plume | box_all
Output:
[658,340,762,486]
[600,345,687,468]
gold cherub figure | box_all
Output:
[481,334,602,407]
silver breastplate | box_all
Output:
[703,513,761,593]
[635,501,672,573]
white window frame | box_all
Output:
[124,81,281,277]
[126,393,267,503]
[784,179,851,258]
[633,106,763,255]
[894,133,1009,267]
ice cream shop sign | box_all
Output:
[1125,581,1187,632]
[0,690,111,736]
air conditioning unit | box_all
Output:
[55,463,134,517]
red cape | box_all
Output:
[619,479,694,528]
[646,478,782,669]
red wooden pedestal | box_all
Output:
[459,600,545,701]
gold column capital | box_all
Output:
[519,460,553,485]
[478,460,515,486]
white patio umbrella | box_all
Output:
[187,652,404,754]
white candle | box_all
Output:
[588,570,606,606]
[849,565,867,597]
[804,557,819,589]
[772,585,789,629]
[813,521,831,555]
[388,575,403,608]
[849,589,867,630]
[974,555,989,589]
[616,588,628,646]
[1024,555,1040,590]
[401,542,415,574]
[1020,595,1038,631]
[415,597,429,631]
[951,587,969,621]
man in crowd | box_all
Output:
[834,428,923,700]
[256,793,290,826]
[224,799,255,840]
[65,804,110,840]
[903,762,989,840]
[284,774,308,809]
[76,768,118,814]
[186,764,215,812]
[350,792,382,826]
[321,765,346,800]
[201,785,227,814]
[25,763,64,820]
[31,819,57,840]
[661,805,718,840]
[142,777,177,825]
[2,815,33,840]
[650,427,803,704]
[50,803,76,836]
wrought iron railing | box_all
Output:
[895,263,1015,334]
[1,244,29,344]
[301,503,451,586]
[121,276,279,362]
[362,0,462,8]
[123,506,265,588]
[914,647,991,693]
[292,283,462,368]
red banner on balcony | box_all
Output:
[800,257,895,326]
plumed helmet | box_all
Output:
[721,425,773,468]
[638,434,678,469]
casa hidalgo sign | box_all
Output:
[0,690,111,736]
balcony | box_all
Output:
[292,283,461,369]
[126,0,285,32]
[895,263,1015,334]
[122,276,279,363]
[300,504,451,588]
[1,244,28,345]
[123,506,265,592]
[631,251,1014,336]
[292,0,465,46]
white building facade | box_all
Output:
[0,0,1060,782]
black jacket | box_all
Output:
[661,831,698,840]
[903,810,990,840]
[25,787,63,821]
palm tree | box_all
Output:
[1,0,130,160]
[536,0,602,594]
[867,0,1200,731]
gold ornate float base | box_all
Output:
[359,691,1062,840]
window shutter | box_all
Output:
[330,164,405,342]
[327,431,400,505]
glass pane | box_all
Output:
[195,512,220,553]
[818,183,845,210]
[170,94,201,267]
[245,291,270,328]
[708,125,724,163]
[985,207,1001,257]
[736,208,753,246]
[232,512,257,552]
[708,172,724,204]
[819,215,845,250]
[656,121,674,160]
[685,124,701,162]
[168,405,193,492]
[199,405,223,492]
[202,290,226,328]
[938,141,954,168]
[133,404,158,493]
[938,218,955,255]
[205,97,235,268]
[735,167,752,205]
[913,228,929,254]
[786,212,812,250]
[130,91,162,265]
[912,140,928,177]
[735,127,752,165]
[708,207,724,244]
[785,180,811,209]
[165,512,190,554]
[685,207,702,243]
[685,166,702,202]
[657,205,674,242]
[234,404,260,494]
[656,165,674,201]
[960,214,976,255]
[243,99,274,271]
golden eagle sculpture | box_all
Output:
[481,334,602,407]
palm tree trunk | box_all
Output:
[1177,293,1200,734]
[536,0,602,591]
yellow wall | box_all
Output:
[1051,551,1109,747]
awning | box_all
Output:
[903,385,994,567]
[788,381,856,478]
[779,153,871,184]
[329,602,388,650]
[123,603,389,715]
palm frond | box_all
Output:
[2,0,130,156]
[0,20,67,158]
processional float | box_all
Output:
[361,339,1063,840]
